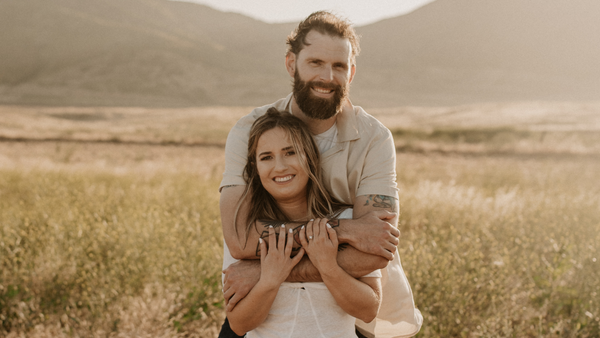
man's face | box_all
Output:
[287,30,355,120]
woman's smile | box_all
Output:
[274,174,295,183]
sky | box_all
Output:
[170,0,437,26]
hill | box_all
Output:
[354,0,600,106]
[0,0,295,106]
[0,0,598,107]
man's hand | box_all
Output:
[335,205,399,261]
[222,259,261,311]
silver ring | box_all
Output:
[308,236,313,240]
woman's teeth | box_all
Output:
[275,175,294,182]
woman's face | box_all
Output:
[255,127,309,204]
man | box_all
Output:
[219,11,422,338]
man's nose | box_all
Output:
[319,65,334,82]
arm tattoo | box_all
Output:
[363,195,397,212]
[255,220,307,257]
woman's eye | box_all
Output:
[260,156,272,161]
[286,151,296,156]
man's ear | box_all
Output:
[348,64,356,84]
[285,53,296,78]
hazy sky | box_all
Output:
[171,0,436,26]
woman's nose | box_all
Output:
[274,156,288,171]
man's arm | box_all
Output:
[221,188,398,309]
[221,187,399,260]
[223,241,389,311]
[284,194,400,282]
[336,194,400,259]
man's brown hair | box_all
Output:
[286,11,360,65]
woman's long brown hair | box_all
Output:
[233,107,346,246]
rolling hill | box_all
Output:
[0,0,598,107]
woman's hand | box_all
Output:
[259,225,305,288]
[299,218,339,275]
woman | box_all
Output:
[226,108,382,338]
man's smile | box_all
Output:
[312,86,334,95]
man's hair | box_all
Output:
[286,11,360,65]
[233,107,346,244]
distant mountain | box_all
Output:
[354,0,600,106]
[0,0,295,106]
[0,0,598,107]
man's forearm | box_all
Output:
[286,245,388,282]
[231,220,307,259]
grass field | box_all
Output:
[1,103,599,337]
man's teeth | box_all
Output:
[313,87,333,94]
[275,175,294,182]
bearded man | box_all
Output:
[219,11,422,338]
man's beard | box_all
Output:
[293,70,349,120]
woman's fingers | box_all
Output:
[284,227,294,256]
[291,247,305,265]
[326,222,338,247]
[306,219,314,243]
[314,218,322,238]
[278,224,286,251]
[259,237,266,261]
[299,225,307,246]
[268,225,276,250]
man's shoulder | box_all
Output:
[351,105,392,136]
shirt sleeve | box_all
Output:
[356,123,398,199]
[219,115,254,191]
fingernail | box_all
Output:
[310,219,314,221]
[326,223,332,228]
[281,224,285,228]
[289,228,293,233]
[259,238,263,243]
[269,225,273,228]
[301,225,305,229]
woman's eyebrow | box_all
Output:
[258,150,272,157]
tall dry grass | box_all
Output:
[1,104,599,337]
[2,153,598,337]
[1,170,224,337]
[397,154,600,337]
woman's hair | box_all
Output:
[234,107,345,244]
